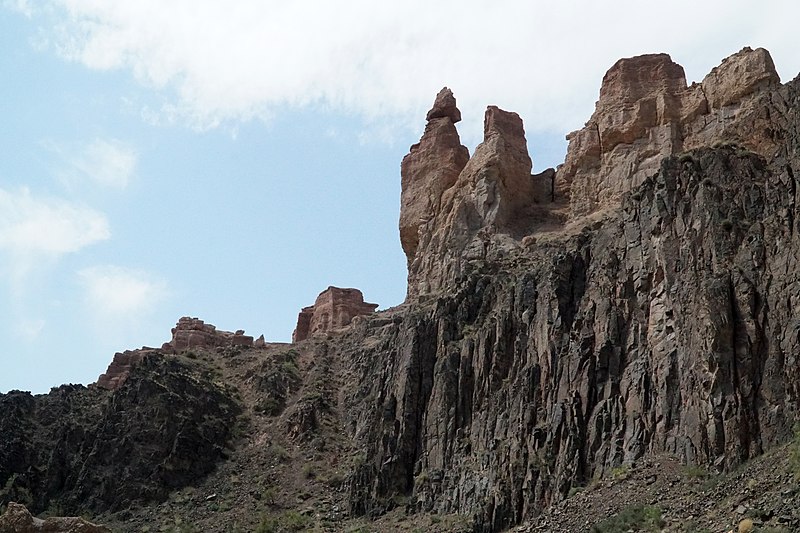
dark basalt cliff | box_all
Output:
[0,355,241,516]
[344,47,800,531]
[2,47,800,532]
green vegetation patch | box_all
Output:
[590,504,664,533]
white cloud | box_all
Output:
[78,265,167,316]
[35,0,800,142]
[3,0,32,17]
[14,318,45,341]
[0,187,110,256]
[70,138,137,189]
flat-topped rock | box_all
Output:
[292,287,378,342]
[559,46,783,217]
[163,316,254,352]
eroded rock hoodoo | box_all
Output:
[292,286,378,342]
[402,89,552,296]
[399,87,470,262]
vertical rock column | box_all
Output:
[399,88,470,265]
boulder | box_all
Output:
[0,502,110,533]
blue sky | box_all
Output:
[2,1,798,394]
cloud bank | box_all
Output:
[0,187,109,257]
[36,0,800,140]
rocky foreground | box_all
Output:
[2,46,800,532]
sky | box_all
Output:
[1,0,799,394]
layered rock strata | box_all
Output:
[163,317,255,352]
[292,286,378,342]
[560,47,781,216]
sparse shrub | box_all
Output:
[256,511,310,533]
[681,464,709,478]
[302,462,317,479]
[323,471,345,488]
[590,505,664,533]
[789,423,800,480]
[610,465,630,480]
[268,444,290,463]
[414,470,429,487]
[567,485,584,498]
[738,518,755,533]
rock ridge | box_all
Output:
[402,46,787,300]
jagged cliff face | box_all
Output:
[348,47,800,530]
[2,46,799,533]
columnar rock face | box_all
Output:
[292,286,378,342]
[341,46,800,531]
[559,47,782,216]
[399,87,470,263]
[0,502,110,532]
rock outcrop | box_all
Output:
[400,87,470,263]
[163,317,254,352]
[3,45,800,533]
[339,47,800,531]
[559,47,782,216]
[95,349,152,390]
[0,502,109,533]
[292,287,378,342]
[405,102,543,297]
[1,358,241,516]
[95,317,257,390]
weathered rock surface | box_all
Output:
[4,46,800,533]
[400,88,470,263]
[293,286,378,342]
[337,48,800,531]
[163,316,254,352]
[559,47,783,217]
[0,356,241,515]
[94,349,151,390]
[0,502,109,532]
[406,104,540,297]
[96,317,256,390]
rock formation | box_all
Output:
[163,317,254,352]
[400,87,470,263]
[0,502,109,533]
[95,349,152,390]
[95,318,257,390]
[341,47,800,531]
[292,286,378,342]
[1,360,240,516]
[404,98,544,297]
[559,47,782,216]
[3,45,800,533]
